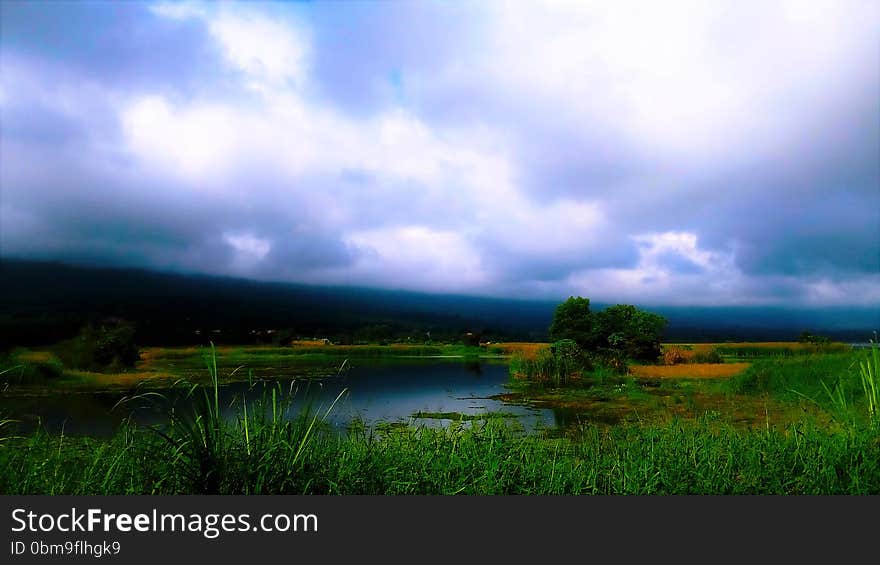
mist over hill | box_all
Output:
[1,259,876,349]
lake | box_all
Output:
[0,359,556,436]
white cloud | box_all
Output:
[223,232,272,270]
[344,226,487,292]
[564,231,744,305]
[475,0,877,160]
[121,96,238,180]
[632,232,725,272]
[121,7,611,271]
[151,1,310,89]
[208,11,310,88]
[148,1,207,21]
[802,277,880,307]
[121,8,608,293]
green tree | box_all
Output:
[594,304,666,362]
[549,297,667,365]
[59,319,140,372]
[548,296,595,349]
[798,331,830,345]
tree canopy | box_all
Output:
[548,296,595,348]
[549,297,667,362]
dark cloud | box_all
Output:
[653,251,705,275]
[1,2,219,96]
[478,237,640,285]
[1,2,877,305]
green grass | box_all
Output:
[137,344,487,384]
[817,342,880,429]
[724,351,877,423]
[0,349,65,385]
[108,343,348,493]
[508,350,617,386]
[858,342,879,427]
[713,343,850,358]
[0,343,492,392]
[214,344,484,361]
[1,417,877,494]
[725,352,854,397]
[503,349,880,432]
[234,345,449,357]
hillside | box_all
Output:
[0,259,876,348]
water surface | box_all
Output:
[0,360,555,435]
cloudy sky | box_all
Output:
[1,1,878,306]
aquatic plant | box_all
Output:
[122,343,347,493]
[857,341,878,427]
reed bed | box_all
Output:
[2,416,877,495]
[486,342,550,360]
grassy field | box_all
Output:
[3,339,846,390]
[1,341,878,494]
[483,342,549,360]
[667,341,851,359]
[2,417,877,494]
[629,363,751,379]
[0,342,500,391]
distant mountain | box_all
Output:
[0,259,877,348]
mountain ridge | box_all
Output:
[1,258,876,347]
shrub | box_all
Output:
[597,349,629,375]
[56,319,139,372]
[509,340,591,385]
[662,346,692,365]
[551,338,585,363]
[0,354,64,384]
[461,332,482,347]
[692,348,724,364]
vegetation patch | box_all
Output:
[629,363,751,379]
[485,342,549,360]
[2,415,876,494]
[411,411,519,421]
[711,342,850,358]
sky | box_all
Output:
[1,0,878,307]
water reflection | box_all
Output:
[0,360,555,436]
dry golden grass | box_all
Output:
[278,342,436,351]
[487,342,550,360]
[666,341,843,352]
[139,346,199,359]
[629,362,750,379]
[714,341,813,348]
[14,350,56,363]
[289,340,328,347]
[660,345,697,365]
[66,370,177,387]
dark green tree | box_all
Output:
[62,318,140,372]
[548,296,595,349]
[461,331,482,347]
[798,330,830,345]
[549,298,667,366]
[594,304,666,362]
